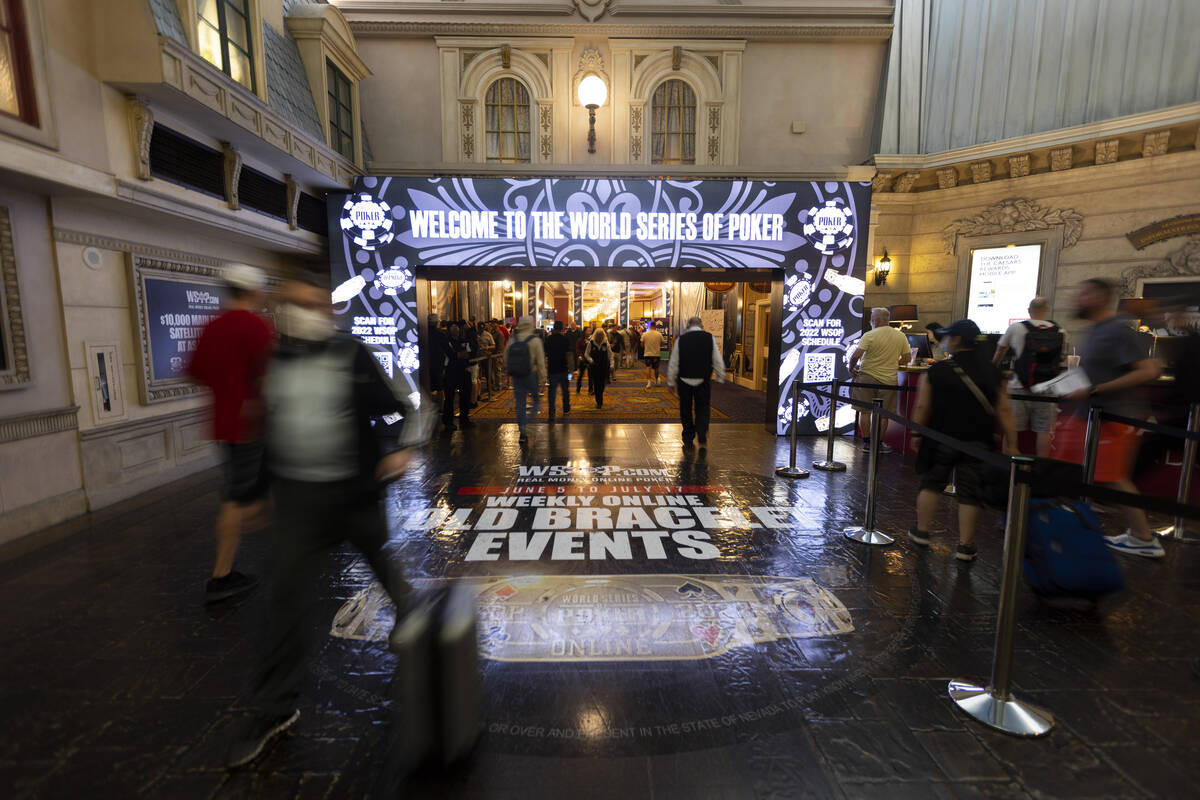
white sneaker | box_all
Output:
[1104,530,1165,559]
[646,380,652,389]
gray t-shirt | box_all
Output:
[1080,315,1150,417]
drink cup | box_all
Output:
[1067,354,1081,370]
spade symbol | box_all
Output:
[677,582,703,597]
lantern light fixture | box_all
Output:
[577,74,608,154]
[874,249,893,286]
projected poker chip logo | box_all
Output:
[374,267,414,296]
[802,201,854,255]
[396,342,420,374]
[341,194,394,250]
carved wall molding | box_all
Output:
[352,21,893,42]
[574,0,612,23]
[1143,130,1170,157]
[220,142,242,210]
[459,99,476,160]
[1126,214,1200,251]
[1120,237,1200,297]
[53,229,224,268]
[1049,146,1072,171]
[125,95,154,181]
[942,198,1083,255]
[538,103,553,160]
[284,174,300,230]
[1095,139,1119,165]
[1008,154,1030,178]
[630,103,643,161]
[0,406,79,445]
[970,161,992,183]
[935,167,957,189]
[573,45,607,91]
[893,172,920,193]
[0,207,30,388]
[871,172,895,192]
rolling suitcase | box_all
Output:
[386,582,481,776]
[1023,499,1124,599]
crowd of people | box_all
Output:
[185,266,1196,766]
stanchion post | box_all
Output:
[813,379,847,472]
[1082,405,1103,486]
[949,456,1054,736]
[1159,402,1200,541]
[843,399,893,545]
[775,381,810,479]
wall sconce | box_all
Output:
[874,249,892,286]
[577,74,608,154]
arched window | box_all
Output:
[485,78,531,163]
[651,79,696,165]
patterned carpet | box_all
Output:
[470,367,766,423]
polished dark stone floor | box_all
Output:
[2,423,1199,799]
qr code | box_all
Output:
[803,353,836,384]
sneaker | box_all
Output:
[205,571,258,604]
[1104,530,1165,559]
[956,543,978,562]
[646,381,652,389]
[226,710,300,768]
[878,443,894,454]
[908,528,931,546]
[860,439,871,452]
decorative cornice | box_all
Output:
[349,21,893,42]
[942,198,1083,255]
[0,406,79,445]
[53,229,224,268]
[1127,215,1200,251]
[1119,237,1200,298]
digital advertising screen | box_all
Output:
[328,177,872,435]
[966,244,1043,334]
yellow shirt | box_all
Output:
[855,325,911,383]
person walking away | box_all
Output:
[585,328,611,409]
[631,323,643,367]
[477,322,496,397]
[667,316,726,447]
[227,278,417,767]
[992,297,1065,457]
[424,314,446,405]
[1065,278,1164,558]
[576,326,592,396]
[545,320,572,422]
[507,315,546,442]
[441,324,474,431]
[607,324,624,381]
[848,308,912,453]
[564,321,581,380]
[187,263,273,604]
[641,323,665,388]
[909,319,1019,562]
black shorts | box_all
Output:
[917,441,983,506]
[644,357,661,369]
[221,441,268,505]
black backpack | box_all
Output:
[506,336,532,377]
[1013,321,1064,388]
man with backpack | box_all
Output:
[506,315,546,443]
[993,297,1067,457]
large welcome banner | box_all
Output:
[328,177,870,435]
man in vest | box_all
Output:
[667,316,726,447]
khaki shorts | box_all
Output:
[852,382,899,413]
[1011,397,1056,433]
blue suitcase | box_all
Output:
[1024,500,1124,598]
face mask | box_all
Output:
[281,303,333,342]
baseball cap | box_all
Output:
[935,319,982,341]
[224,263,266,292]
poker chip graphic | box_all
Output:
[802,200,854,255]
[341,194,394,250]
[396,342,420,374]
[374,267,414,296]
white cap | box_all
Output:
[224,263,266,292]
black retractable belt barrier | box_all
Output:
[948,456,1055,737]
[775,381,810,479]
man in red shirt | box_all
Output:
[188,264,275,603]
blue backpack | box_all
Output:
[506,336,532,377]
[1024,500,1124,599]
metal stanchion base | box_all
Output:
[775,466,810,479]
[843,526,893,545]
[1156,524,1200,542]
[948,679,1054,737]
[812,460,847,472]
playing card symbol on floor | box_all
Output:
[677,582,703,597]
[495,584,517,600]
[692,624,722,646]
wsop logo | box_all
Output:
[341,193,395,250]
[802,201,854,255]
